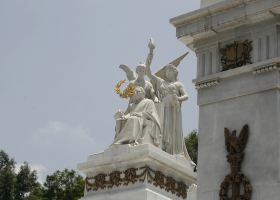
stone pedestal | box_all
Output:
[78,144,196,200]
[171,0,280,200]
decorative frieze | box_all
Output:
[85,166,188,199]
[195,78,219,90]
[220,40,253,71]
[252,64,279,74]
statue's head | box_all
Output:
[136,64,146,78]
[132,86,145,102]
[165,64,178,82]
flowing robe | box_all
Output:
[129,80,155,101]
[113,98,161,145]
[155,80,191,160]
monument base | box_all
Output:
[78,144,197,200]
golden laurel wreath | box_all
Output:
[114,80,135,99]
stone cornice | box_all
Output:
[78,144,197,184]
[193,57,280,88]
[170,0,280,48]
[195,78,220,89]
[170,0,254,27]
[252,64,280,75]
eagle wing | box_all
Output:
[224,128,232,153]
[238,124,249,152]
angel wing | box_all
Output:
[224,128,232,153]
[119,64,136,81]
[149,52,189,99]
[238,124,249,152]
[154,52,189,80]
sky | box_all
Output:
[0,0,200,180]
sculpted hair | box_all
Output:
[136,64,146,74]
[165,64,178,80]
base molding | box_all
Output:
[78,144,197,200]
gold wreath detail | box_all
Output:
[114,80,135,99]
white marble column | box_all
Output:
[170,0,280,199]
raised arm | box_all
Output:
[145,38,155,68]
[145,38,163,83]
[146,61,160,82]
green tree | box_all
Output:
[185,130,198,165]
[0,150,16,200]
[15,162,40,200]
[24,183,45,200]
[0,150,85,200]
[0,150,43,200]
[43,169,84,200]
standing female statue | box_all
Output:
[146,60,191,160]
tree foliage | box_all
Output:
[185,130,198,165]
[0,150,85,200]
[43,169,84,200]
[0,150,41,200]
[0,150,16,200]
[15,162,38,200]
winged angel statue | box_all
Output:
[118,39,156,101]
[113,38,191,160]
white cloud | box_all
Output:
[30,121,98,173]
[30,164,48,184]
[32,121,94,147]
[33,121,93,144]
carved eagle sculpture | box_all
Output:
[224,124,249,154]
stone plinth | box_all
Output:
[78,144,196,200]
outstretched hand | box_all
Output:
[148,38,155,50]
[114,110,124,120]
[130,112,142,118]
